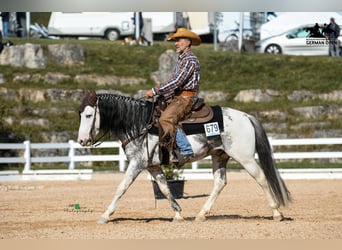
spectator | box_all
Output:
[325,17,340,56]
[16,12,26,38]
[0,12,9,37]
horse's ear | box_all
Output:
[88,90,97,106]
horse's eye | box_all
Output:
[86,114,92,118]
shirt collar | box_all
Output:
[178,49,192,60]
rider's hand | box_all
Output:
[145,89,154,98]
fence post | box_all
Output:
[23,140,31,172]
[119,145,126,172]
[68,140,75,170]
[191,161,198,170]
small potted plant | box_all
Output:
[152,165,185,199]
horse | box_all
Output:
[77,90,292,224]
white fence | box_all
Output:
[0,140,126,172]
[191,137,342,168]
[0,138,342,180]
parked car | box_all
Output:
[255,24,342,56]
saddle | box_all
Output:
[155,96,214,126]
[180,98,214,125]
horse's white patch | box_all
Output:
[78,105,99,145]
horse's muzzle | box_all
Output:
[78,138,92,147]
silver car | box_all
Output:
[255,24,341,56]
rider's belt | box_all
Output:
[179,90,197,97]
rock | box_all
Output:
[119,77,147,86]
[318,90,342,101]
[31,74,44,83]
[312,129,342,137]
[287,90,315,102]
[0,88,17,100]
[74,74,119,85]
[326,105,342,118]
[24,43,47,68]
[3,116,15,125]
[0,43,47,68]
[74,74,146,86]
[41,131,72,143]
[290,122,330,130]
[150,49,178,84]
[46,89,68,102]
[20,118,50,127]
[44,73,71,84]
[70,90,84,103]
[13,74,31,82]
[0,74,5,84]
[265,89,280,97]
[17,89,46,102]
[234,89,273,103]
[48,44,85,65]
[292,106,325,118]
[256,110,287,120]
[198,91,228,103]
[0,46,21,67]
[263,123,287,131]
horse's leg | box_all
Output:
[195,150,229,222]
[97,160,143,224]
[236,157,284,220]
[148,166,184,222]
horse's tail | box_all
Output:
[248,115,292,207]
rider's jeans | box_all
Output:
[176,128,193,155]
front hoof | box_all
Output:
[195,215,206,222]
[97,216,109,224]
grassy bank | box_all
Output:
[2,38,342,97]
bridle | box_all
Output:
[87,100,107,147]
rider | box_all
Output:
[145,28,201,165]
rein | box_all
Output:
[90,100,108,147]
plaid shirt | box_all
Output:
[156,49,200,100]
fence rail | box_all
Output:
[1,138,342,174]
[0,140,127,172]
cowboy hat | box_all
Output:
[167,28,201,46]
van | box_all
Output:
[48,12,183,41]
[48,12,134,40]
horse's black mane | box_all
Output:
[97,94,152,140]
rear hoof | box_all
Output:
[172,217,185,223]
[97,216,109,224]
[273,215,284,221]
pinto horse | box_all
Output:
[77,90,291,224]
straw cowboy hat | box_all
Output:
[167,28,201,46]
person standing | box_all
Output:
[326,17,340,56]
[16,12,26,38]
[0,12,9,37]
[145,28,201,165]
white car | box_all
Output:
[255,24,342,56]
